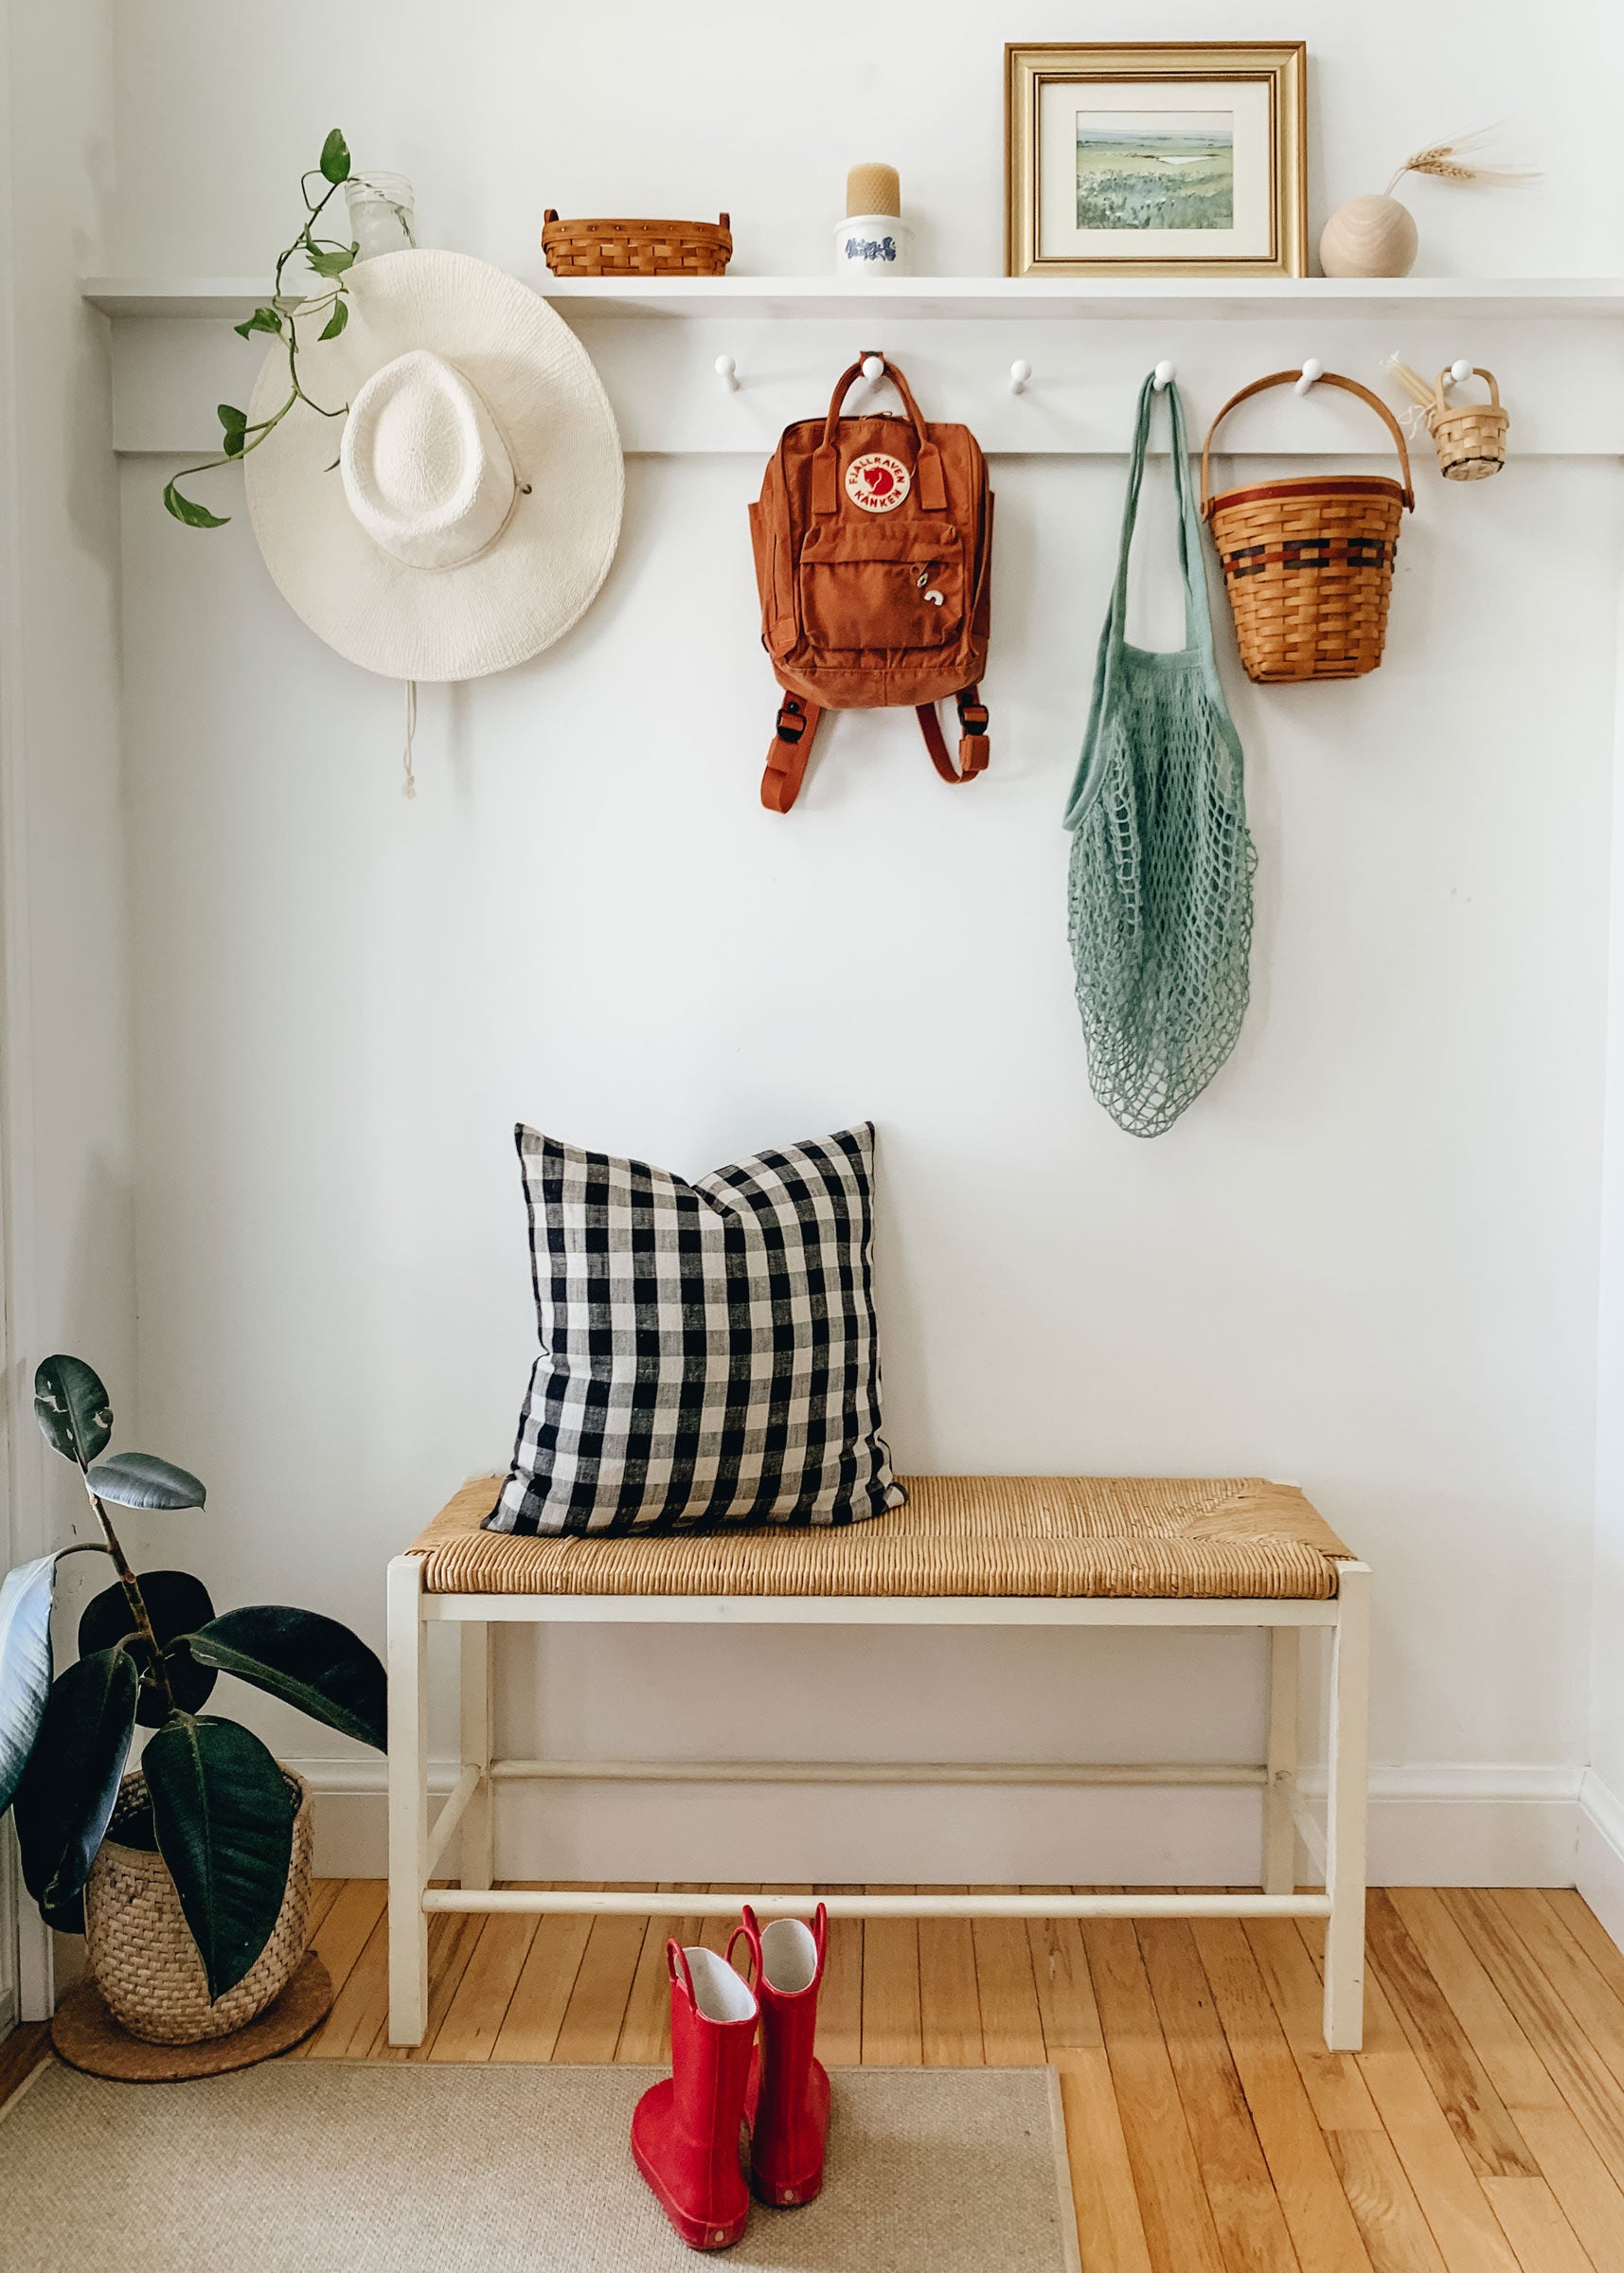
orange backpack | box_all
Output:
[748,351,993,813]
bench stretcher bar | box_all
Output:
[386,1553,1370,2054]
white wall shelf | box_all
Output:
[80,274,1624,323]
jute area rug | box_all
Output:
[1,2058,1080,2272]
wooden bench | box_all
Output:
[386,1474,1370,2049]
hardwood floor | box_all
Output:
[9,1884,1624,2271]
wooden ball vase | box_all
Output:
[1318,195,1418,279]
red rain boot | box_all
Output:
[632,1925,761,2252]
[742,1903,830,2208]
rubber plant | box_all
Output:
[0,1356,386,1998]
[164,127,359,529]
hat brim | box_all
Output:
[244,250,623,682]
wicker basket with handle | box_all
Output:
[541,210,732,277]
[84,1766,313,2045]
[1201,370,1415,684]
[1426,366,1508,482]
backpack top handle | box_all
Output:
[812,350,947,513]
[1200,369,1415,516]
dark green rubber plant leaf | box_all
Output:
[33,1355,114,1467]
[80,1571,218,1727]
[40,1885,85,1935]
[143,1713,294,1999]
[84,1453,206,1512]
[185,1607,386,1750]
[12,1646,139,1908]
[0,1555,59,1817]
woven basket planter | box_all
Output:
[84,1767,313,2045]
[1201,369,1415,685]
[541,209,732,277]
[1426,366,1508,482]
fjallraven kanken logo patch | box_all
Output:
[845,453,910,512]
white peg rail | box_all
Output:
[82,274,1624,459]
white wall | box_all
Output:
[0,0,132,2018]
[103,0,1624,1885]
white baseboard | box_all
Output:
[292,1757,1590,1890]
[1577,1770,1624,1952]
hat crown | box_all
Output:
[340,348,516,571]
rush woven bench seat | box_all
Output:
[407,1474,1353,1601]
[387,1473,1370,2054]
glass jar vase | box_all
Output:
[346,173,416,260]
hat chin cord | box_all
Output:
[402,678,418,800]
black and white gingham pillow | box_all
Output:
[486,1122,906,1536]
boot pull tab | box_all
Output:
[727,1914,762,1991]
[812,1902,829,1976]
[666,1939,699,2001]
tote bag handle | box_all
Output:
[1103,371,1217,661]
[1199,370,1415,514]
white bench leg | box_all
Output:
[1322,1563,1371,2051]
[1264,1626,1299,1895]
[459,1620,494,1892]
[387,1553,430,2047]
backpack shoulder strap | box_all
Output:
[761,694,824,814]
[916,689,990,785]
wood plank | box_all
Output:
[972,1892,1044,2066]
[814,1886,863,2067]
[303,1877,343,1939]
[428,1908,540,2063]
[861,1887,920,2067]
[1478,2176,1597,2273]
[616,1887,707,2064]
[1509,2104,1624,2273]
[1489,1890,1624,2095]
[1136,1919,1300,2273]
[377,1909,486,2062]
[490,1893,597,2065]
[284,1876,385,2056]
[1385,1889,1561,2114]
[1025,1890,1102,2052]
[919,1888,981,2067]
[553,1891,651,2064]
[1082,1917,1226,2273]
[1439,1890,1624,2193]
[1054,2046,1155,2273]
[1246,1915,1383,2131]
[0,2022,50,2111]
[1366,1890,1539,2178]
[1325,2130,1450,2273]
[1189,1917,1373,2273]
[1540,1892,1624,2009]
[303,1909,390,2058]
[1354,2034,1523,2273]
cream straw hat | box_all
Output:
[245,249,622,681]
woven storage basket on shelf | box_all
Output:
[1426,365,1508,481]
[541,209,732,277]
[84,1766,313,2045]
[1201,370,1415,684]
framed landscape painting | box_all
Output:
[1006,44,1307,277]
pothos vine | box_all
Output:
[164,130,359,528]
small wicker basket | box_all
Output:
[541,210,732,277]
[1201,370,1416,685]
[1426,366,1508,482]
[84,1766,313,2045]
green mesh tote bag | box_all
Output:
[1062,374,1256,1139]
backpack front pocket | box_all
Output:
[798,523,964,653]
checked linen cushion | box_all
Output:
[486,1123,906,1536]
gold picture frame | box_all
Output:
[1005,43,1307,278]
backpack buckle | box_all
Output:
[776,700,811,745]
[956,697,990,734]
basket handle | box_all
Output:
[1434,365,1500,412]
[1200,370,1415,515]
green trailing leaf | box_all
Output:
[319,128,351,185]
[13,1647,138,1909]
[306,244,355,280]
[34,1355,113,1467]
[186,1606,386,1750]
[143,1714,294,1999]
[163,479,229,530]
[0,1555,58,1817]
[80,1571,218,1727]
[318,297,348,341]
[85,1453,206,1512]
[233,305,283,341]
